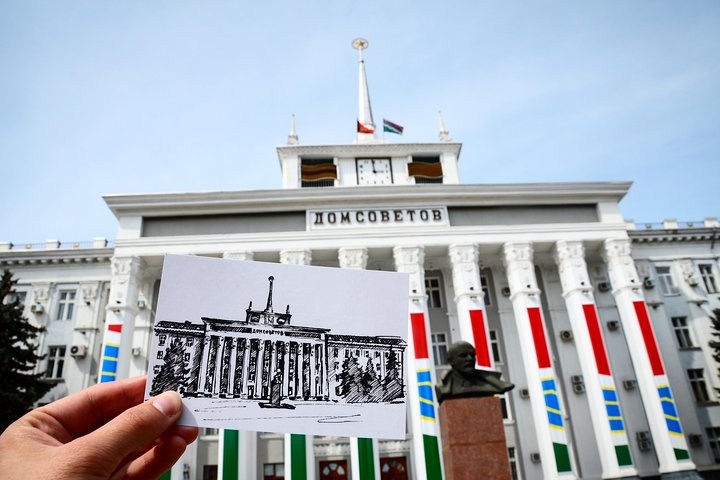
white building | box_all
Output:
[2,43,719,480]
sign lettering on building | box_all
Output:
[307,206,449,230]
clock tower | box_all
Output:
[277,40,462,189]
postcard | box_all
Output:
[145,254,409,439]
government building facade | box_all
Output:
[2,48,720,480]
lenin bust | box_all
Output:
[436,341,515,404]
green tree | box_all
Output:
[339,355,363,402]
[361,357,381,402]
[151,337,190,396]
[382,349,403,402]
[0,269,53,431]
[708,308,720,391]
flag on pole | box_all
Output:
[357,120,374,134]
[383,119,404,135]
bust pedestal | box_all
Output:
[439,396,511,480]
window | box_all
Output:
[319,460,346,480]
[500,394,513,421]
[508,447,521,480]
[183,353,190,362]
[187,336,194,346]
[656,266,679,295]
[56,290,76,320]
[264,462,285,480]
[481,275,492,306]
[46,346,66,378]
[425,277,442,308]
[5,290,26,306]
[671,317,694,348]
[380,457,407,480]
[157,351,164,360]
[202,428,219,437]
[158,334,167,346]
[700,264,718,294]
[688,368,711,402]
[301,158,336,188]
[490,330,502,363]
[707,427,720,462]
[409,155,443,184]
[431,332,449,366]
[203,465,218,480]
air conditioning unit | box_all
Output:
[638,439,653,452]
[529,452,541,463]
[519,388,530,399]
[688,434,703,448]
[598,282,611,293]
[643,277,656,289]
[501,286,512,297]
[560,330,574,342]
[30,302,45,314]
[572,383,586,394]
[70,345,87,358]
[623,379,638,390]
[570,375,584,384]
[687,275,700,287]
[606,320,620,331]
[636,431,651,441]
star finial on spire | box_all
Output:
[352,38,376,143]
[438,110,451,142]
[287,114,299,145]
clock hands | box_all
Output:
[371,159,377,174]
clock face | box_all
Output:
[356,159,393,185]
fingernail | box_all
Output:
[152,391,182,417]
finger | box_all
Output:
[113,434,191,480]
[40,376,147,438]
[112,425,199,469]
[71,390,183,472]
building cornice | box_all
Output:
[103,182,633,219]
[629,227,719,244]
[276,142,463,162]
[0,248,114,267]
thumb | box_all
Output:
[74,391,183,470]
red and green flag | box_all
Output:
[383,118,404,135]
[357,120,375,134]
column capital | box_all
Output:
[553,240,592,297]
[502,242,539,297]
[338,247,368,270]
[602,238,641,293]
[393,245,425,303]
[223,251,255,261]
[108,255,144,313]
[448,244,482,301]
[280,249,312,266]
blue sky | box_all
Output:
[1,1,718,243]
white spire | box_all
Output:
[352,38,376,143]
[438,110,451,142]
[287,114,299,145]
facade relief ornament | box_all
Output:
[280,249,312,266]
[393,246,425,300]
[449,244,481,298]
[553,240,592,295]
[502,242,539,295]
[338,247,368,270]
[80,282,99,302]
[109,256,143,310]
[222,251,255,261]
[602,238,641,292]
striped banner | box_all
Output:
[410,312,443,479]
[582,304,633,466]
[99,323,122,383]
[633,301,689,460]
[469,309,492,369]
[528,307,572,473]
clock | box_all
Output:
[356,158,393,185]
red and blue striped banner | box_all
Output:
[528,307,572,473]
[100,323,122,383]
[410,312,443,479]
[633,301,689,461]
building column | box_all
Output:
[448,244,494,369]
[339,247,381,480]
[218,250,256,480]
[502,242,573,478]
[99,256,142,383]
[602,238,695,474]
[554,240,636,477]
[393,245,444,480]
[280,248,315,480]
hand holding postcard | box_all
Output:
[145,254,409,439]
